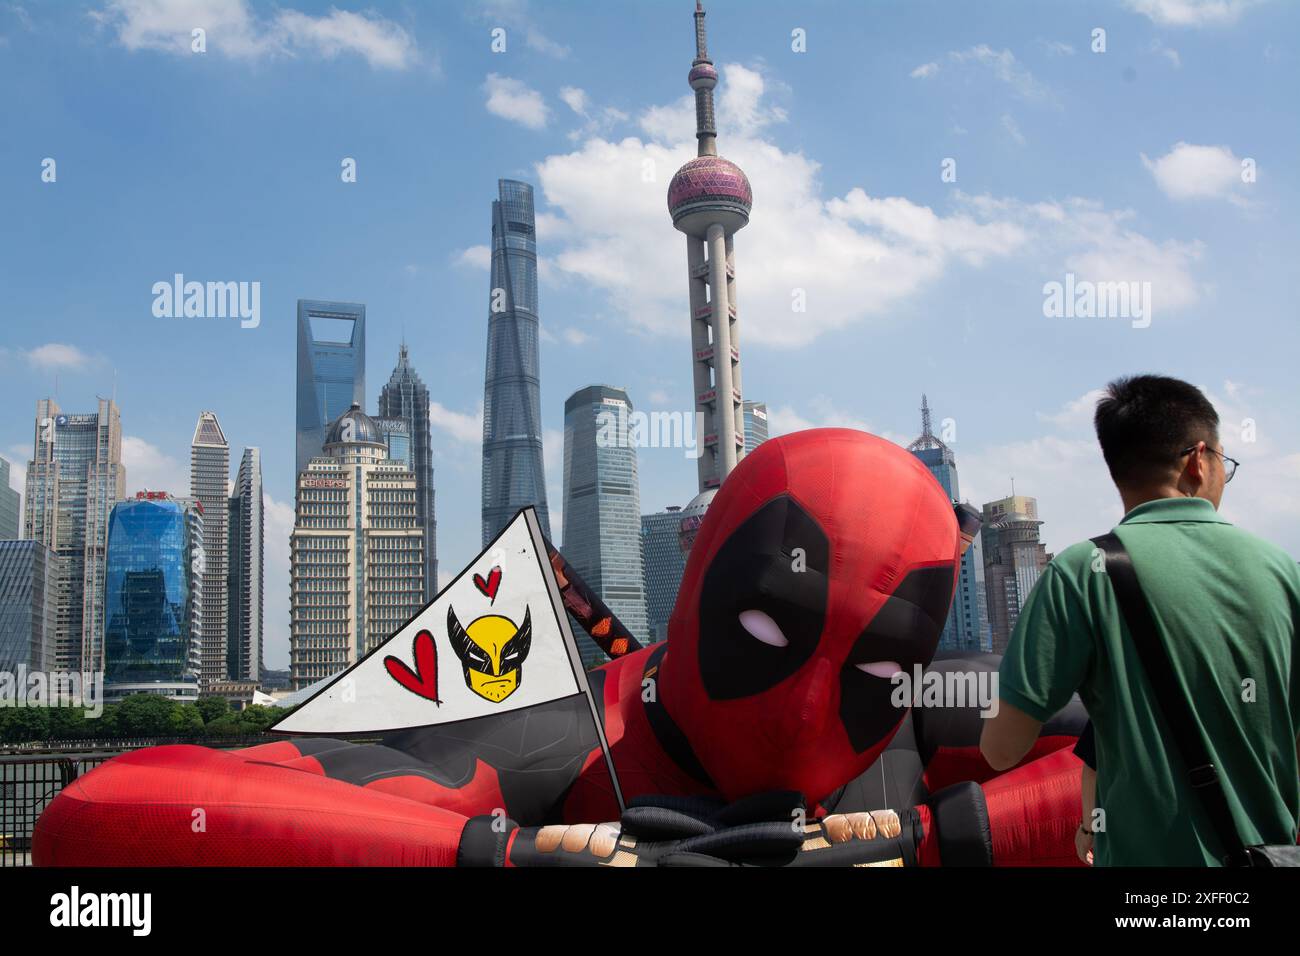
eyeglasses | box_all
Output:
[1180,443,1238,483]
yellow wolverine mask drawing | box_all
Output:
[446,605,533,703]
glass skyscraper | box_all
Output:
[742,401,768,454]
[906,396,990,652]
[641,506,687,644]
[378,344,437,599]
[103,493,204,702]
[24,398,126,674]
[482,179,551,546]
[226,447,264,682]
[0,540,56,673]
[980,495,1052,654]
[190,411,229,687]
[0,456,19,540]
[562,385,649,667]
[296,299,366,477]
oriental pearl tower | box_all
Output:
[669,1,753,552]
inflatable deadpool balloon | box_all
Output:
[34,429,1086,867]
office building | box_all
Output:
[190,411,229,686]
[374,415,412,469]
[981,494,1052,654]
[0,540,57,673]
[102,492,204,702]
[742,401,768,455]
[906,396,990,652]
[290,404,423,689]
[0,456,19,540]
[482,179,551,545]
[227,447,264,683]
[641,506,687,644]
[296,299,366,476]
[23,398,126,674]
[378,344,437,599]
[562,385,649,666]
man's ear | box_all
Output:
[1183,441,1208,486]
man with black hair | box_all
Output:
[980,374,1300,865]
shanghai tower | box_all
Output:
[669,1,752,493]
[481,179,551,545]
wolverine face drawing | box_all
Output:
[446,605,533,703]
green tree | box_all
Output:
[115,694,177,737]
[47,706,90,740]
[0,705,51,744]
[204,713,243,737]
[168,704,206,736]
[237,704,277,734]
[196,696,230,723]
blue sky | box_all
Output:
[2,0,1297,669]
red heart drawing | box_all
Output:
[473,566,502,603]
[384,629,440,703]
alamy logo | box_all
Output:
[595,405,705,460]
[49,886,151,936]
[0,667,103,718]
[890,665,999,718]
[152,274,261,328]
[1042,272,1152,329]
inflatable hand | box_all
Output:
[461,791,923,867]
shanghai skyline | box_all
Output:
[3,0,1298,672]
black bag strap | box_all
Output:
[1090,533,1249,866]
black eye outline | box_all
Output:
[838,563,956,753]
[696,495,831,700]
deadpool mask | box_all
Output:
[658,428,959,803]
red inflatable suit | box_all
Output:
[35,429,1085,867]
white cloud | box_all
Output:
[120,435,188,496]
[768,398,895,443]
[1125,0,1263,27]
[23,343,95,370]
[454,244,491,270]
[478,0,569,59]
[719,64,788,135]
[1000,113,1026,146]
[561,327,590,346]
[274,9,416,70]
[1035,389,1108,429]
[1141,142,1248,203]
[483,73,549,129]
[1041,39,1076,56]
[1151,38,1183,67]
[429,401,482,443]
[910,61,939,78]
[92,0,420,69]
[967,194,1205,312]
[557,85,629,142]
[559,86,588,115]
[533,68,1205,348]
[941,44,1050,102]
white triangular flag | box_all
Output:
[274,509,589,735]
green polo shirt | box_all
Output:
[999,496,1300,866]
